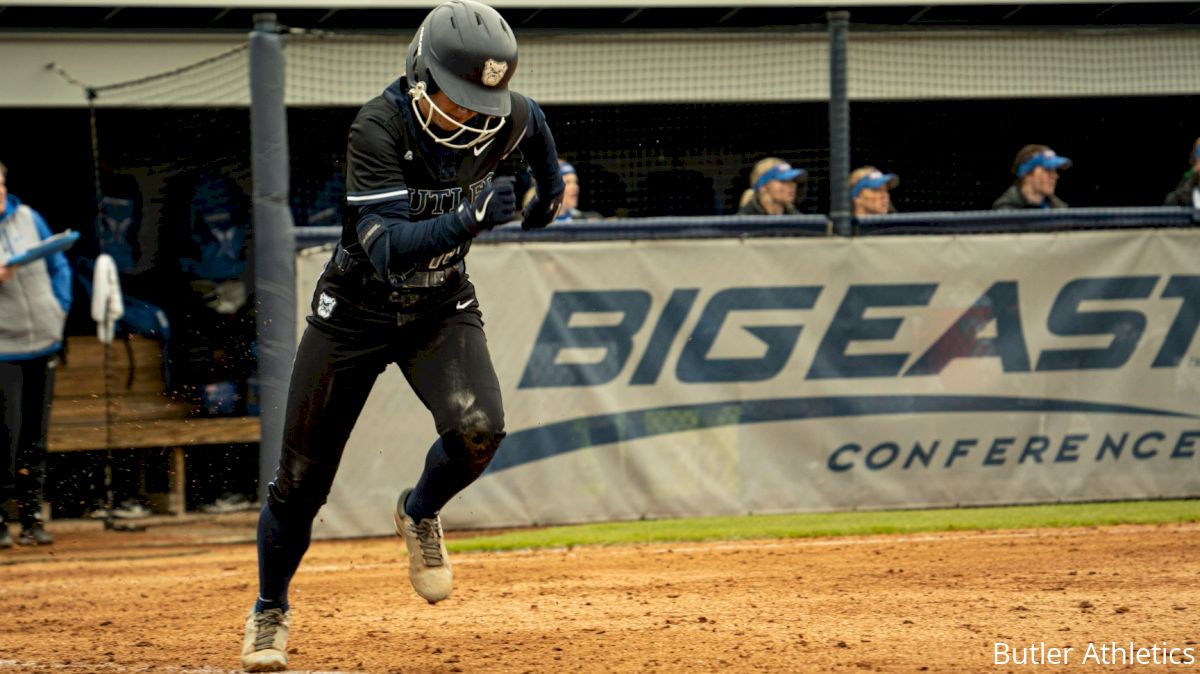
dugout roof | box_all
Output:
[1,1,1197,33]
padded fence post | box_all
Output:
[249,13,296,503]
[828,11,852,236]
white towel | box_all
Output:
[91,253,124,344]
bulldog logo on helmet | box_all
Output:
[404,0,518,149]
[481,59,508,87]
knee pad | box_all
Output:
[444,419,506,478]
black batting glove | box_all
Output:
[461,176,517,232]
[521,188,565,230]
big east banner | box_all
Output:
[303,228,1200,537]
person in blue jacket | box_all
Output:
[0,160,72,549]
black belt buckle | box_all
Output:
[333,244,355,273]
[388,290,424,308]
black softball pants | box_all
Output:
[266,278,505,523]
[0,355,55,527]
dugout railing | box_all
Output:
[292,208,1198,251]
[853,207,1200,236]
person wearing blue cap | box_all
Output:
[553,160,601,222]
[849,166,899,216]
[1163,137,1200,208]
[520,159,604,223]
[993,144,1071,210]
[737,157,807,215]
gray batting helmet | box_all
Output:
[406,0,518,117]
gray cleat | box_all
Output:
[240,608,291,672]
[393,487,453,603]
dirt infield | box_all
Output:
[0,517,1197,674]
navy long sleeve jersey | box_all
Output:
[342,77,562,285]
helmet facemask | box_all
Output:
[409,79,506,150]
[404,2,518,151]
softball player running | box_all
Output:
[241,2,564,670]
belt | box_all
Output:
[334,244,464,289]
[398,263,464,288]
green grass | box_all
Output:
[448,499,1200,553]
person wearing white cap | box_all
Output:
[737,157,808,215]
[849,166,899,216]
[993,144,1071,210]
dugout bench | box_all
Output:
[47,335,261,517]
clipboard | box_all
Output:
[3,230,80,268]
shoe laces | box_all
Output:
[252,609,286,651]
[409,518,445,567]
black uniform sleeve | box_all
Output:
[345,107,482,282]
[515,95,565,202]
